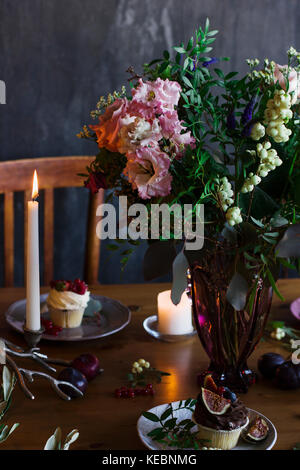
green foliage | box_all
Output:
[0,366,19,444]
[142,399,209,449]
[81,18,300,292]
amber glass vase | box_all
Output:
[189,251,273,393]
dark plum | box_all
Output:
[71,353,101,381]
[58,367,88,398]
[257,353,285,379]
[275,361,300,390]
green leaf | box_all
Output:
[160,407,173,421]
[173,47,186,54]
[266,268,285,301]
[276,224,300,258]
[182,76,193,89]
[106,243,119,251]
[142,411,160,422]
[226,272,249,310]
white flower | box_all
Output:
[226,206,243,226]
[118,115,162,154]
[251,122,265,141]
[218,177,234,211]
[264,90,293,143]
[271,327,286,340]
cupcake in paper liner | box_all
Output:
[193,380,249,450]
[46,279,90,328]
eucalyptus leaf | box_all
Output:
[0,423,19,443]
[226,272,249,310]
[63,429,79,450]
[171,249,189,305]
[276,224,300,258]
[44,427,62,450]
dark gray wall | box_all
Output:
[0,0,299,285]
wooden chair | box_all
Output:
[0,156,103,287]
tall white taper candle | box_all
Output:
[26,170,41,331]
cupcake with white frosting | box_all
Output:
[46,279,90,328]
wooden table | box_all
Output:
[0,280,299,450]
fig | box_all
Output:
[257,353,285,379]
[246,416,269,442]
[71,353,102,381]
[202,388,231,415]
[275,361,300,390]
[58,367,88,397]
[203,374,218,394]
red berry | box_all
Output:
[114,389,122,398]
[146,383,153,389]
[128,391,135,398]
[217,386,226,396]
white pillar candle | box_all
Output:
[157,290,193,335]
[26,170,41,331]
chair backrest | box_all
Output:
[0,156,103,287]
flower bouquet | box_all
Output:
[79,19,300,392]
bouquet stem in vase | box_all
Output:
[189,250,273,393]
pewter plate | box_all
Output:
[137,401,277,450]
[5,293,131,342]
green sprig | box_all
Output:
[142,399,209,449]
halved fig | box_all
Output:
[202,387,231,415]
[203,374,219,394]
[246,416,269,441]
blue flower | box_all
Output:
[202,57,219,67]
[241,96,257,126]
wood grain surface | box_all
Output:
[0,279,299,450]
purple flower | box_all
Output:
[242,121,255,137]
[202,57,219,67]
[226,111,236,130]
[241,96,257,126]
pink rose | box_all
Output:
[90,98,128,152]
[274,64,300,104]
[131,78,181,113]
[124,143,172,199]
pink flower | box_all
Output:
[159,111,196,158]
[132,78,181,113]
[274,64,300,104]
[125,143,172,199]
[118,115,162,155]
[90,98,128,152]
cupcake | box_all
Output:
[193,378,249,450]
[46,279,90,328]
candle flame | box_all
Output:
[32,170,39,200]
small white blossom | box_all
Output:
[226,206,243,226]
[271,327,286,340]
[251,122,265,141]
